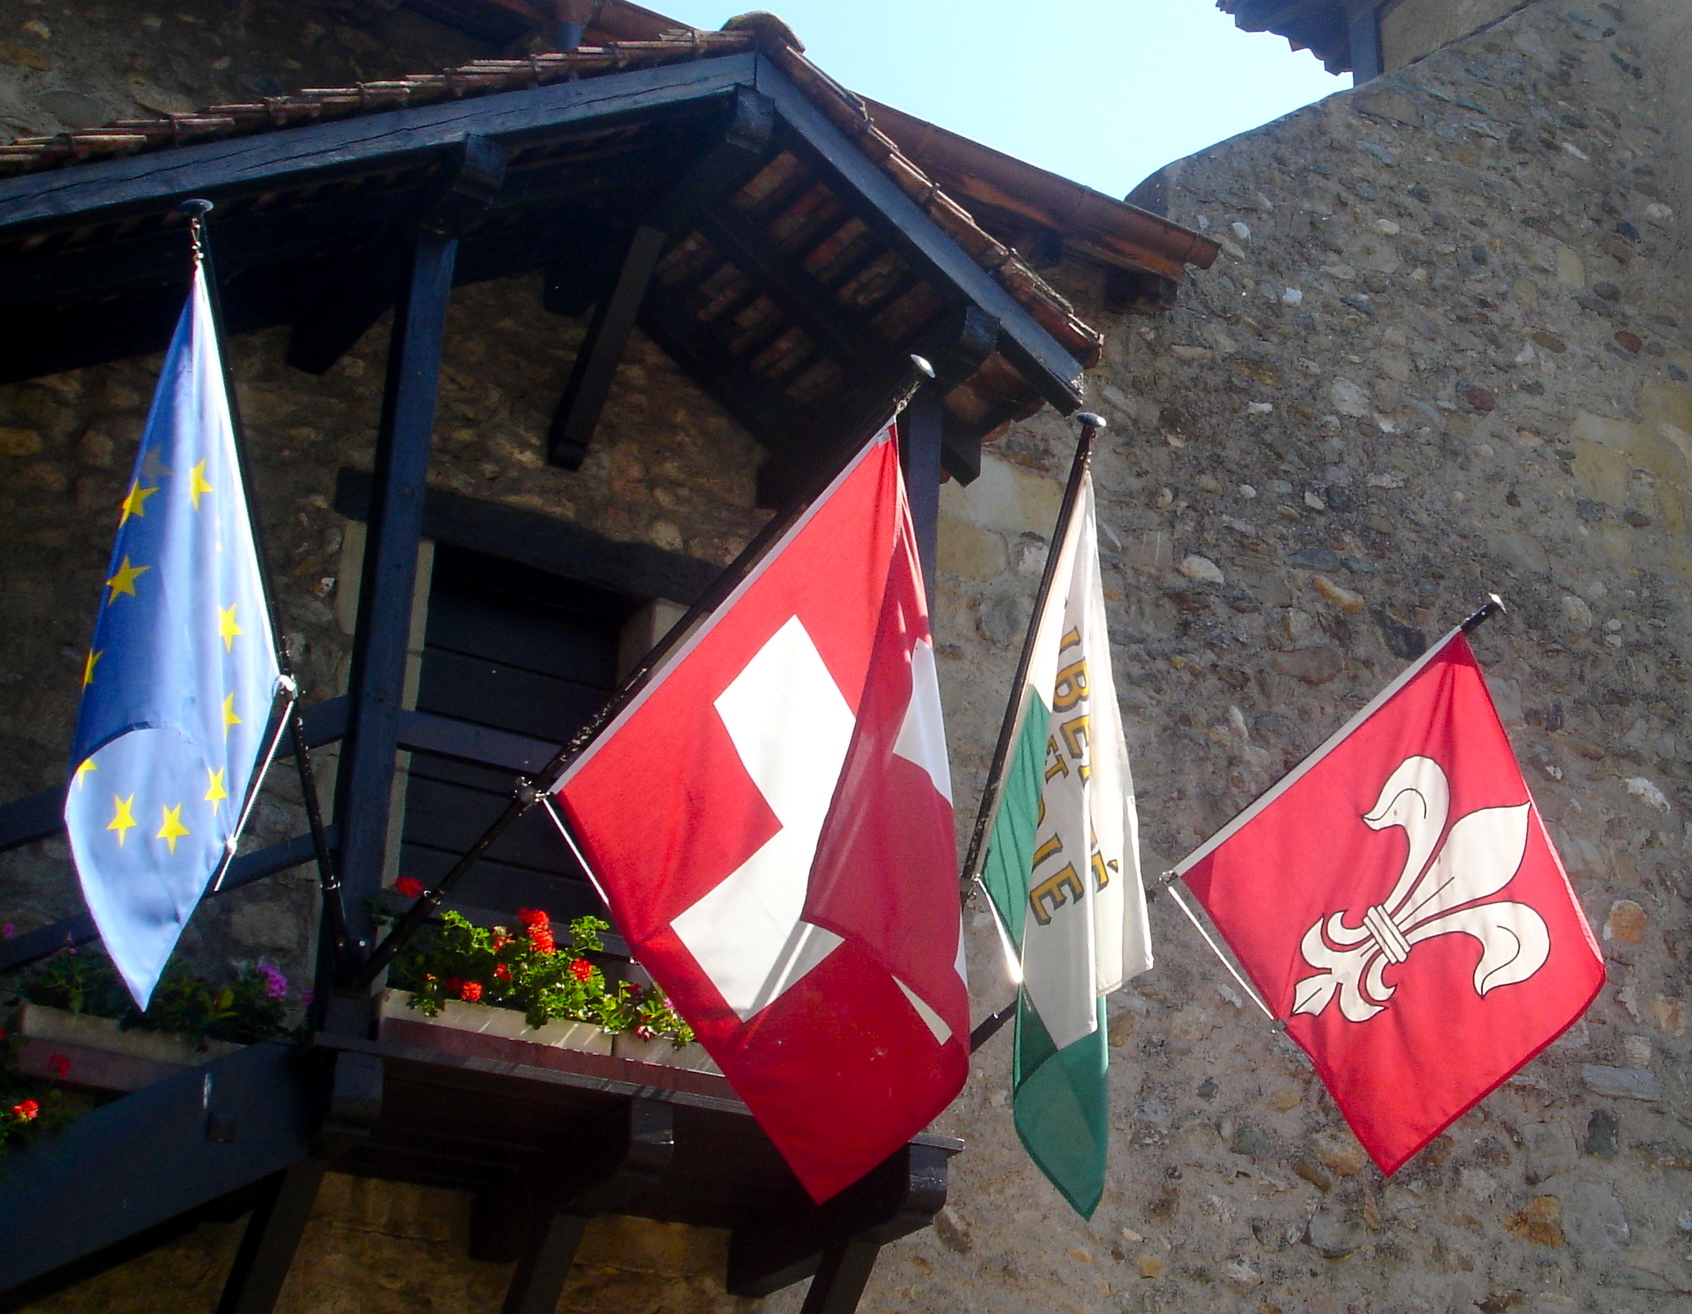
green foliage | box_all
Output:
[392,907,694,1047]
[6,947,299,1047]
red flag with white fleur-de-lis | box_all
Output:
[1177,630,1604,1174]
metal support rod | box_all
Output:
[353,356,939,990]
[957,412,1105,898]
[180,199,352,980]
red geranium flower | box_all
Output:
[493,963,512,984]
[9,1099,38,1121]
[459,980,484,1002]
[394,876,424,898]
[443,977,462,994]
[569,958,594,983]
[46,1053,69,1079]
[517,907,546,926]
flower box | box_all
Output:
[612,1031,721,1074]
[376,989,722,1082]
[376,989,611,1054]
[6,1002,240,1094]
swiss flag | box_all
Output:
[1183,633,1603,1174]
[554,424,968,1201]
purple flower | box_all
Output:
[257,962,288,1000]
[1,923,12,939]
[298,988,314,1009]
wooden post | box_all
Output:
[799,1240,882,1314]
[1347,0,1383,81]
[213,1160,328,1314]
[899,386,943,606]
[333,228,457,961]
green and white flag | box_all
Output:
[979,468,1151,1218]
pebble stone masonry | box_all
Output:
[2,1,1692,1312]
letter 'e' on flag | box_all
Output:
[554,423,967,1203]
[1182,632,1603,1174]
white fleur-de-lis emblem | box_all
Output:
[1292,756,1551,1023]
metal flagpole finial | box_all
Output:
[178,198,214,266]
[1075,412,1107,432]
[1460,592,1507,633]
[892,354,936,416]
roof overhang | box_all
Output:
[0,50,1104,495]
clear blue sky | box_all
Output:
[653,0,1348,198]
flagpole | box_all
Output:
[957,412,1105,904]
[1161,593,1507,887]
[351,356,941,991]
[179,199,356,983]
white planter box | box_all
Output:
[377,989,611,1055]
[6,1002,241,1092]
[612,1032,721,1074]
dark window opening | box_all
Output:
[400,543,641,927]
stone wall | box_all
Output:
[820,2,1692,1311]
[8,0,1692,1311]
[1379,0,1533,72]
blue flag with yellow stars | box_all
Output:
[64,264,281,1008]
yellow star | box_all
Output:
[106,556,150,603]
[118,481,158,527]
[188,461,214,510]
[204,766,228,807]
[73,758,97,790]
[156,803,190,855]
[107,794,137,846]
[222,692,241,739]
[82,650,102,687]
[217,604,243,653]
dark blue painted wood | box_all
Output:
[333,229,458,960]
[0,56,756,235]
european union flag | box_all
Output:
[64,263,281,1008]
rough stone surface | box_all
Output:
[7,2,1692,1314]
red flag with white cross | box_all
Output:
[1178,630,1604,1175]
[553,423,967,1202]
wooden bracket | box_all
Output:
[212,1160,330,1314]
[546,86,774,470]
[473,1099,676,1314]
[725,1140,951,1300]
[285,136,506,376]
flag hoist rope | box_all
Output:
[181,198,355,983]
[1151,593,1509,1029]
[960,411,1105,1053]
[353,356,942,991]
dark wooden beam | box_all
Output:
[1347,0,1383,80]
[547,87,774,469]
[755,59,1085,414]
[0,1043,319,1302]
[547,223,670,469]
[899,387,943,605]
[213,1160,329,1314]
[333,228,459,963]
[474,1100,675,1314]
[333,467,720,603]
[0,826,340,975]
[689,203,883,372]
[800,1240,882,1314]
[726,1139,952,1298]
[0,56,758,239]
